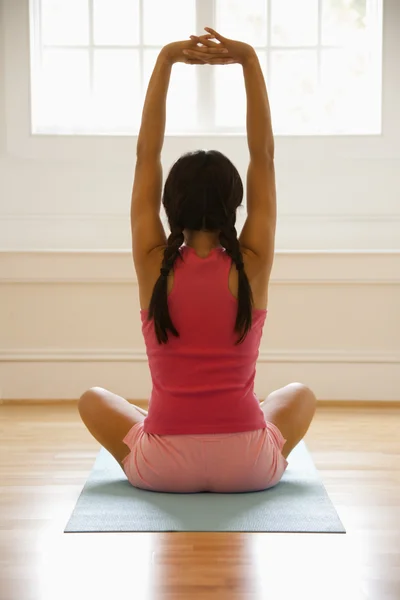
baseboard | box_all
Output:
[1,348,399,363]
[1,399,399,408]
[315,399,400,408]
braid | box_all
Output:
[147,226,184,344]
[219,217,254,345]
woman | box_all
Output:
[78,28,316,493]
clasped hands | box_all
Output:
[162,27,254,67]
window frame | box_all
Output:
[29,0,383,136]
[2,0,395,163]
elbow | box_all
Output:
[252,146,275,162]
[135,138,161,162]
[136,146,153,161]
[135,147,161,163]
[250,137,275,161]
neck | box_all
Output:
[183,229,221,252]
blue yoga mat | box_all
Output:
[64,440,345,533]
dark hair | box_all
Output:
[148,150,254,345]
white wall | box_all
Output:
[0,0,399,402]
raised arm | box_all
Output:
[200,29,276,272]
[130,38,232,263]
[241,51,276,270]
[242,52,274,160]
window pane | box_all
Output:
[143,51,197,131]
[271,0,318,46]
[270,51,318,133]
[143,0,195,46]
[93,0,140,46]
[320,48,377,133]
[33,0,382,135]
[215,65,246,128]
[41,0,89,46]
[215,51,266,127]
[93,50,141,131]
[37,50,90,130]
[215,0,268,46]
[322,0,367,45]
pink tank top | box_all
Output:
[141,244,268,435]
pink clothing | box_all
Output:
[122,420,288,493]
[121,243,289,493]
[141,244,267,435]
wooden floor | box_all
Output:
[0,403,399,600]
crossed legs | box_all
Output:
[260,382,317,459]
[78,387,147,470]
[77,382,316,470]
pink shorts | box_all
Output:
[121,422,288,493]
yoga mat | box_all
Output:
[65,441,345,533]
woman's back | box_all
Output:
[137,240,270,313]
[139,244,267,435]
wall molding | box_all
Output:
[1,212,400,221]
[1,348,399,364]
[1,250,399,402]
[0,214,399,251]
[1,249,400,284]
[1,355,398,401]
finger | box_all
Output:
[190,34,219,48]
[183,52,211,63]
[190,34,213,40]
[185,54,236,66]
[183,56,206,64]
[204,27,225,42]
[184,50,208,60]
[183,49,228,60]
[191,46,228,54]
[205,58,236,65]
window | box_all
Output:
[30,0,382,136]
